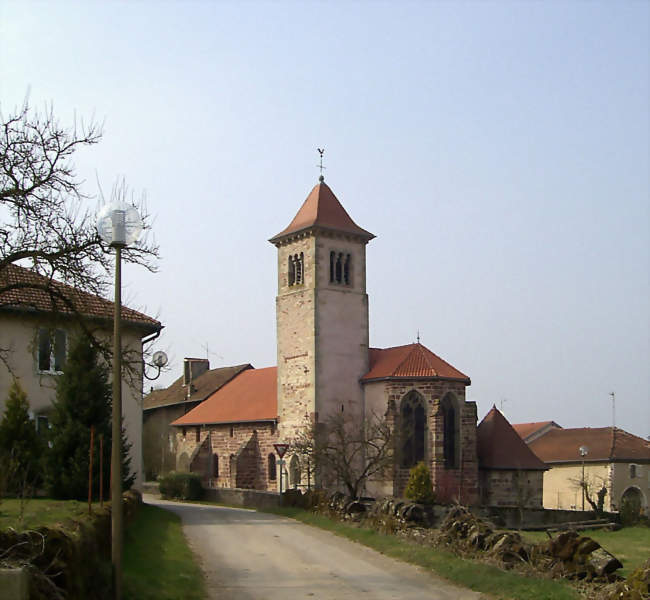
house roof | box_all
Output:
[0,264,160,333]
[144,364,252,410]
[477,406,547,470]
[528,427,650,464]
[512,421,562,442]
[172,366,278,426]
[269,181,375,244]
[362,343,470,383]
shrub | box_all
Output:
[404,462,436,505]
[159,472,203,501]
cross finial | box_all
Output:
[317,148,326,182]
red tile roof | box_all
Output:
[529,427,650,464]
[144,364,252,410]
[362,343,470,383]
[172,367,277,426]
[477,406,547,470]
[1,264,160,332]
[512,421,562,442]
[269,181,374,243]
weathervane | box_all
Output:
[317,148,326,181]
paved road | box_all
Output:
[146,495,482,600]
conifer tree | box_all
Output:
[404,461,436,505]
[0,380,43,492]
[45,335,134,499]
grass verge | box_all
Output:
[0,498,96,530]
[265,507,580,600]
[521,526,650,578]
[123,503,206,600]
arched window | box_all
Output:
[335,253,342,283]
[289,455,301,488]
[288,255,295,286]
[441,393,459,469]
[400,391,425,468]
[343,254,351,284]
[268,454,277,481]
[213,453,219,478]
[330,251,335,282]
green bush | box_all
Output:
[404,462,436,505]
[159,472,203,501]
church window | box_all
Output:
[400,391,426,468]
[288,253,304,286]
[213,453,219,478]
[441,393,459,469]
[289,455,301,488]
[630,464,638,479]
[329,251,352,286]
[268,454,276,481]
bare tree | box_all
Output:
[0,100,160,378]
[291,411,393,499]
[570,474,608,517]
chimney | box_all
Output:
[183,357,210,387]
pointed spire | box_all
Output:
[270,180,374,245]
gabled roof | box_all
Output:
[477,406,547,470]
[172,367,277,426]
[362,343,470,383]
[529,427,650,464]
[144,364,252,410]
[512,421,562,443]
[269,180,374,244]
[0,263,160,333]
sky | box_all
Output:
[1,1,648,439]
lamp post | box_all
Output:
[579,445,589,512]
[97,201,142,600]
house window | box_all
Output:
[630,464,638,479]
[195,427,200,443]
[441,393,459,469]
[268,454,276,481]
[229,426,234,437]
[182,427,187,438]
[213,454,219,478]
[288,253,304,286]
[38,328,66,373]
[329,251,351,286]
[400,391,425,468]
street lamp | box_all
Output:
[579,445,589,511]
[97,201,143,600]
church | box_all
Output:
[170,176,543,504]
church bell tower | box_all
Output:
[269,176,375,441]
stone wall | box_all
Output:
[368,379,478,504]
[202,487,281,510]
[176,421,279,492]
[480,468,544,508]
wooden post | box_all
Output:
[99,433,104,509]
[88,425,95,515]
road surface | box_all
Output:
[146,495,482,600]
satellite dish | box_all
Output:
[152,351,168,368]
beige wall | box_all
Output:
[542,461,650,512]
[0,312,146,490]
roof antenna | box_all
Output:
[317,148,326,182]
